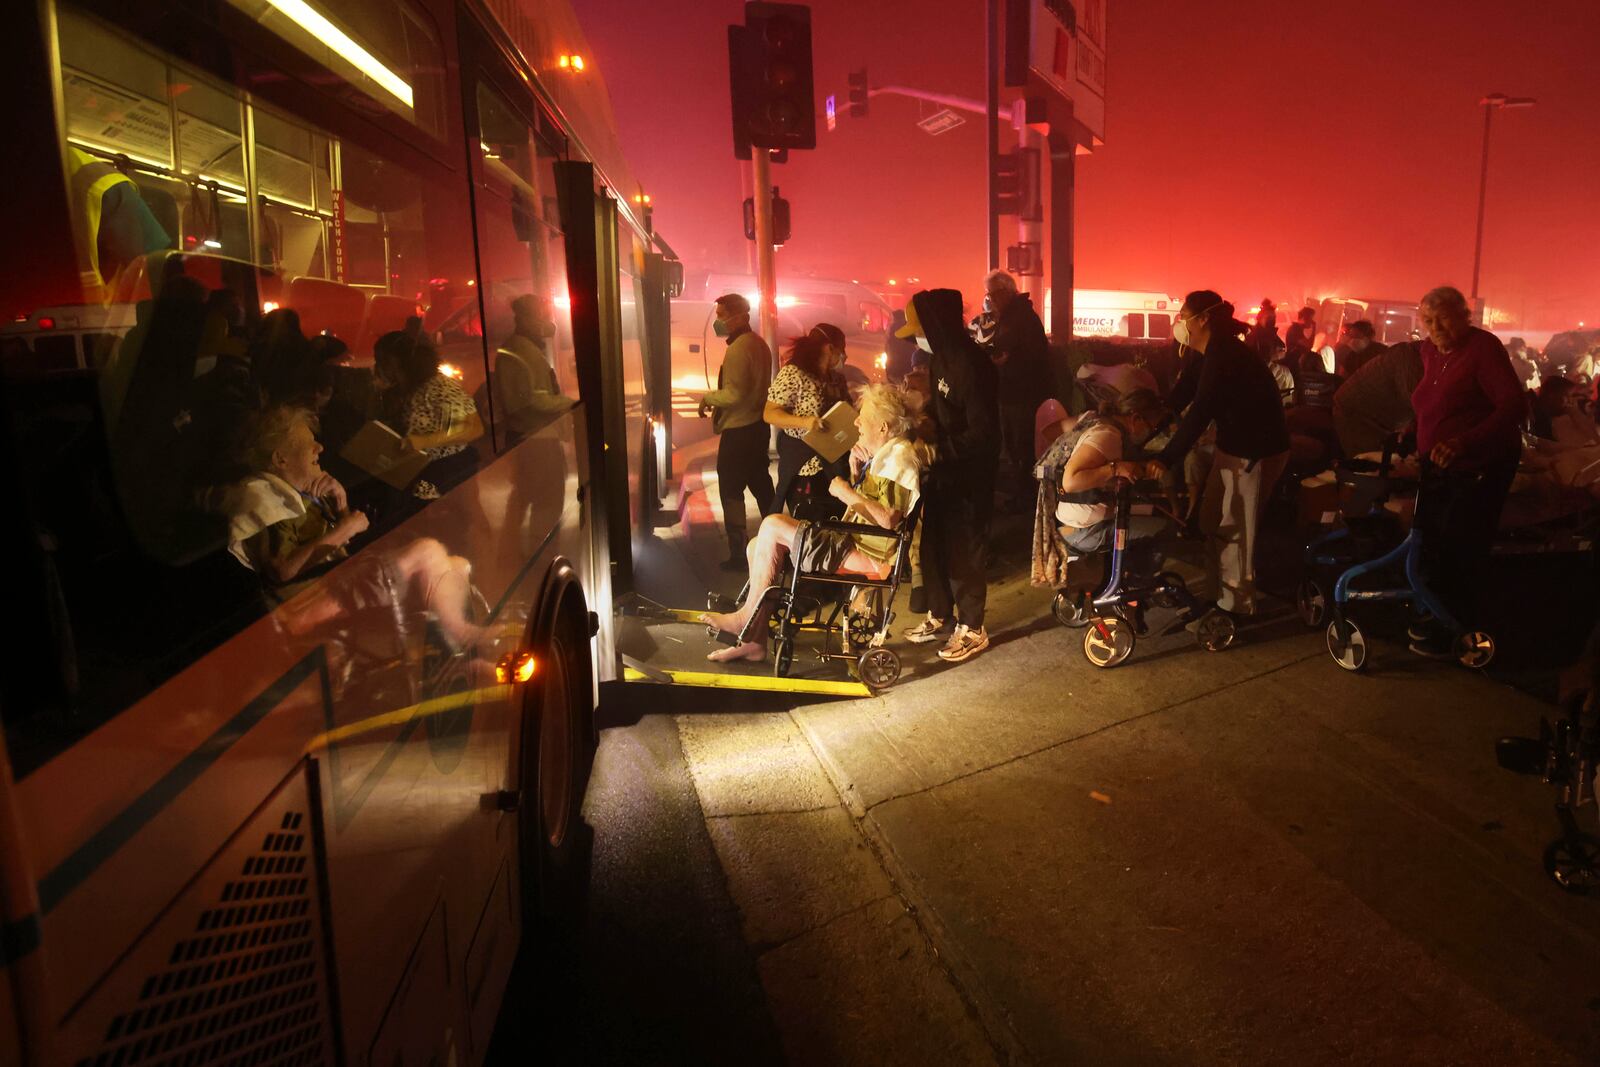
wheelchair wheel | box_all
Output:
[1052,590,1092,629]
[1543,833,1600,894]
[1194,609,1236,652]
[1083,616,1135,669]
[1455,630,1495,670]
[1326,618,1367,672]
[1295,578,1327,629]
[857,647,901,691]
[772,637,794,678]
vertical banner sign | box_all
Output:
[331,189,346,282]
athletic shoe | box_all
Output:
[1408,633,1454,660]
[904,615,949,644]
[938,624,990,663]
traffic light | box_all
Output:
[847,69,869,118]
[729,2,816,151]
[992,148,1041,220]
[743,188,792,244]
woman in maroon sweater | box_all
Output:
[1408,285,1524,657]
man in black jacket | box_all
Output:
[982,269,1053,509]
[896,288,1001,663]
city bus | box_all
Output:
[0,0,678,1062]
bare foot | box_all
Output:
[700,610,743,637]
[706,641,765,663]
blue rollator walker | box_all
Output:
[1324,464,1498,672]
[1294,443,1408,630]
[1052,476,1237,668]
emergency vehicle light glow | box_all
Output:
[260,0,414,110]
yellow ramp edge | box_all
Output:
[623,666,872,698]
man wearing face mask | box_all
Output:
[700,293,775,568]
[495,294,574,442]
[1147,290,1289,618]
[896,289,1000,663]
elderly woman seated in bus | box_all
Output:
[700,383,926,663]
[213,405,481,649]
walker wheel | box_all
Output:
[772,637,794,678]
[1194,609,1236,652]
[1295,578,1327,628]
[1544,833,1600,894]
[1326,618,1367,672]
[1052,590,1092,629]
[1455,630,1496,670]
[857,647,901,691]
[1083,616,1135,669]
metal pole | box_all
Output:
[1470,101,1493,306]
[751,149,779,364]
[986,0,1000,271]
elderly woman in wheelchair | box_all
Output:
[701,383,926,666]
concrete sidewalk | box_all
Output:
[646,449,1600,1065]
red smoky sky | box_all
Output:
[577,0,1600,328]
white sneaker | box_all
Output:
[904,615,949,644]
[937,624,990,663]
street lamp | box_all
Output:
[1471,92,1536,311]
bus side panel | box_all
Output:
[53,763,338,1066]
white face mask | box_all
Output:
[915,336,933,354]
[1171,318,1193,349]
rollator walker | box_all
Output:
[1051,476,1237,669]
[1323,463,1497,672]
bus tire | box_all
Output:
[519,580,596,951]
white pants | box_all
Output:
[1201,449,1288,614]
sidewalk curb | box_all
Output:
[789,705,1033,1067]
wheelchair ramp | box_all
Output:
[614,596,874,698]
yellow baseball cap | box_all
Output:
[894,297,921,339]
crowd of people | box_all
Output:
[696,273,1593,671]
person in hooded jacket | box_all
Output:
[896,288,1001,663]
[983,269,1054,510]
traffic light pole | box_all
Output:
[751,149,780,364]
[986,0,1000,272]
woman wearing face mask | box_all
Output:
[764,323,851,518]
[1147,290,1289,618]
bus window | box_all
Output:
[4,4,482,770]
[474,80,577,449]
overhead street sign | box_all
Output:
[917,108,966,136]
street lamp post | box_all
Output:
[1470,92,1535,311]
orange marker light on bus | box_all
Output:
[496,651,539,684]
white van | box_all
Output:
[1069,289,1180,342]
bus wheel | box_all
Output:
[521,602,594,945]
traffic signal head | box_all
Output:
[730,2,816,151]
[847,69,869,118]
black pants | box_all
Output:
[922,462,996,629]
[771,431,845,520]
[717,421,775,548]
[998,401,1037,493]
[1415,455,1517,630]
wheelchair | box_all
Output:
[1051,477,1237,668]
[710,503,921,692]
